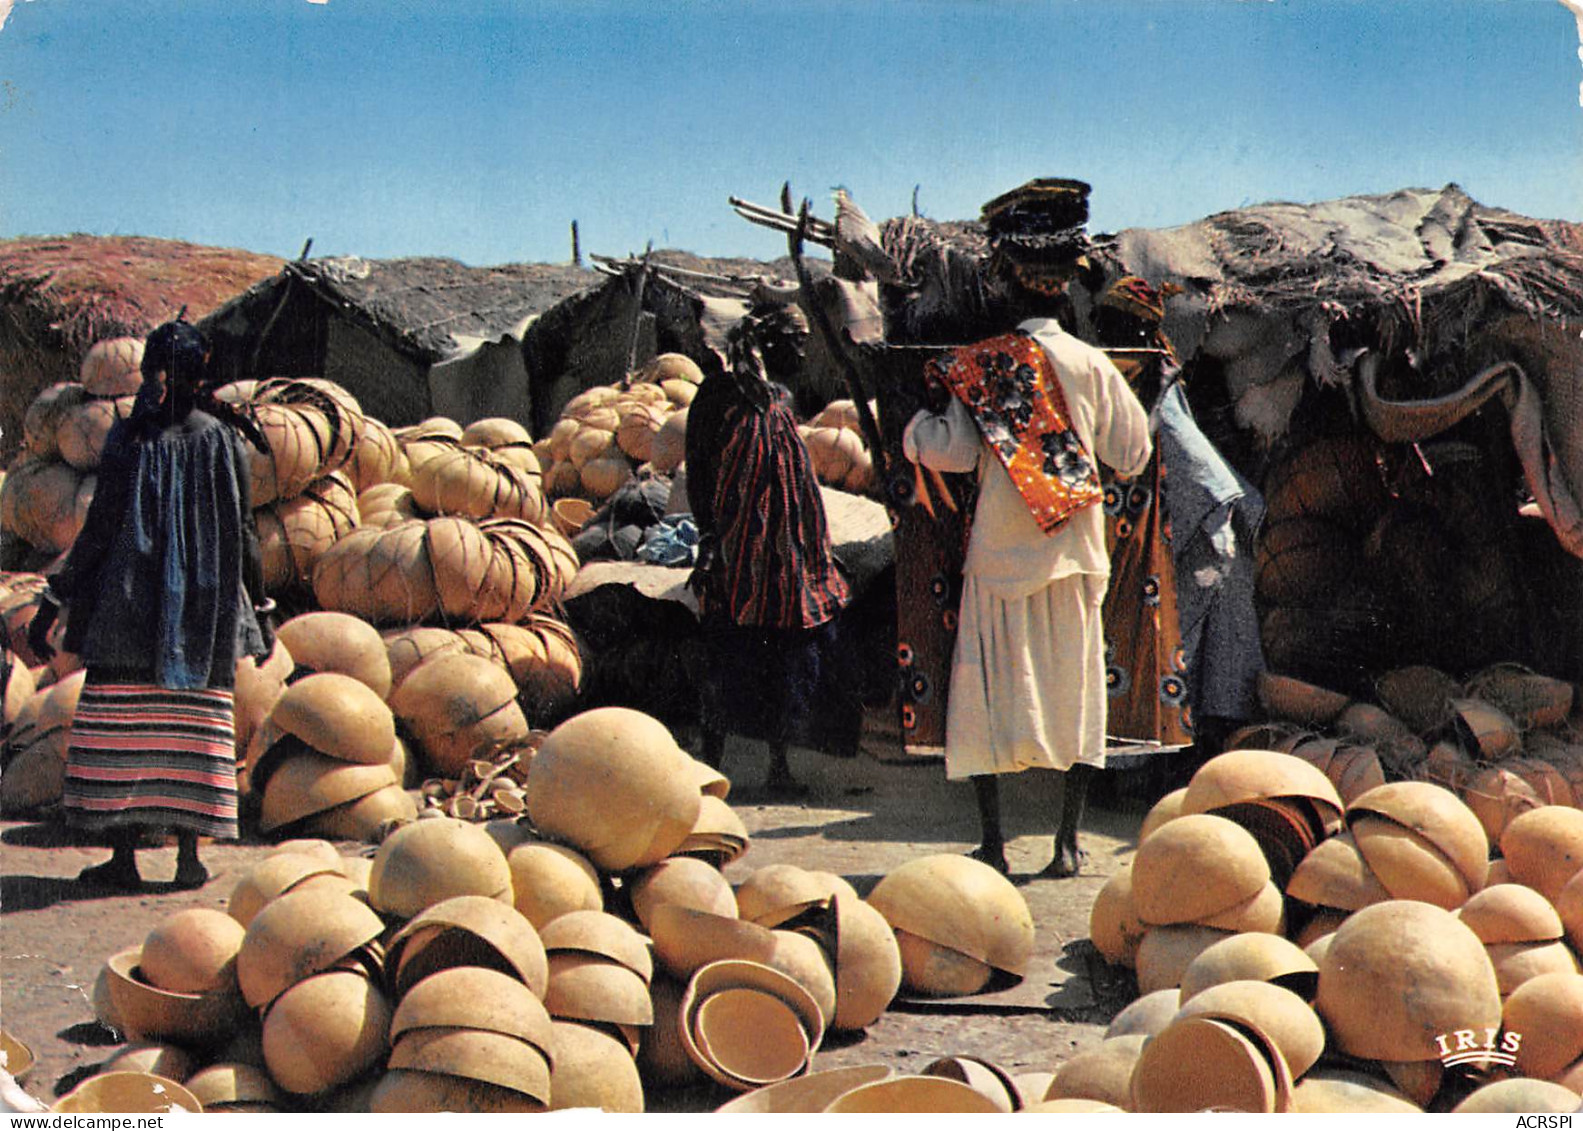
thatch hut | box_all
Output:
[527,249,837,434]
[0,235,284,463]
[200,256,595,430]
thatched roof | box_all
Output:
[0,235,285,462]
[1106,183,1583,357]
[216,255,600,364]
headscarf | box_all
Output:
[130,318,268,452]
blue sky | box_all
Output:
[2,0,1580,266]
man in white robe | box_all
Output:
[903,179,1152,877]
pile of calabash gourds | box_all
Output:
[1081,745,1583,1113]
[65,705,1045,1113]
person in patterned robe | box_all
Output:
[685,303,852,797]
[902,180,1152,876]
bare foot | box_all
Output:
[967,843,1009,875]
[1037,843,1088,879]
[172,859,210,890]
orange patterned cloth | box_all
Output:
[924,332,1104,534]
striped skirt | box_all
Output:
[63,680,240,840]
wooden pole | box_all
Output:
[570,221,582,267]
[623,241,654,383]
[785,196,890,487]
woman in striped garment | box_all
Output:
[28,318,273,890]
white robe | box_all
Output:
[904,318,1152,778]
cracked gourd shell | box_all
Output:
[866,853,1034,976]
[1501,806,1583,903]
[1314,899,1501,1062]
[235,887,385,1010]
[628,857,738,932]
[139,910,246,996]
[525,707,701,873]
[1131,814,1270,925]
[1176,979,1326,1078]
[547,1019,644,1112]
[390,966,552,1058]
[1179,933,1319,1004]
[1346,781,1489,895]
[679,795,750,865]
[830,892,902,1031]
[1457,883,1565,944]
[1181,749,1343,834]
[369,818,513,920]
[506,840,603,929]
[265,671,396,765]
[261,970,392,1095]
[275,613,392,699]
[539,910,652,983]
[228,853,351,927]
[386,895,548,1000]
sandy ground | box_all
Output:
[0,729,1157,1111]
